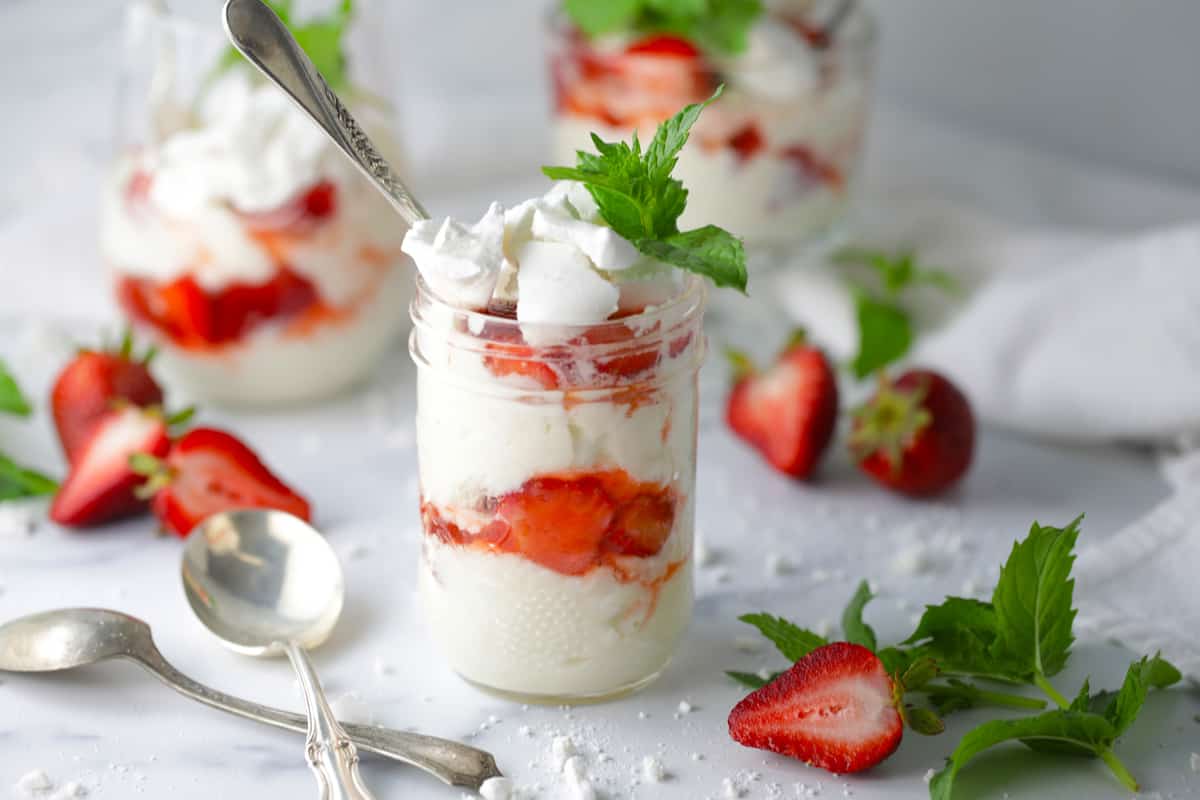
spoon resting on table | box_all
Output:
[0,607,501,790]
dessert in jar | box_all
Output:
[407,97,747,701]
[548,0,877,249]
[100,0,410,406]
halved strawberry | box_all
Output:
[49,406,170,527]
[51,331,164,464]
[728,642,903,774]
[726,330,839,479]
[494,476,614,575]
[134,427,311,538]
[851,370,974,497]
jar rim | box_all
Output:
[544,0,878,58]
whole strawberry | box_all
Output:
[851,369,974,497]
[133,427,311,537]
[725,330,839,479]
[728,642,904,773]
[51,331,163,463]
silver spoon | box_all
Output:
[181,509,375,799]
[0,607,500,789]
[221,0,429,226]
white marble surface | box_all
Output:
[3,3,1200,799]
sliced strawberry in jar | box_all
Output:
[495,476,614,575]
[579,322,661,380]
[604,492,676,557]
[783,145,845,188]
[625,35,702,59]
[728,123,765,162]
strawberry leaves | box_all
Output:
[737,613,827,662]
[543,87,748,292]
[841,580,878,651]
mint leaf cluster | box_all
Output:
[0,358,58,501]
[564,0,763,56]
[214,0,355,91]
[730,515,1183,798]
[543,87,748,292]
[833,247,957,379]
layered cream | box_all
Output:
[100,71,410,405]
[549,8,875,246]
[407,184,704,700]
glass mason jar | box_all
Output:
[410,275,706,702]
[546,2,877,253]
[101,0,411,406]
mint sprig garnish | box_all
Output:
[564,0,763,56]
[728,514,1183,798]
[833,247,957,379]
[542,87,749,292]
[214,0,355,91]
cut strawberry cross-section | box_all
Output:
[496,476,615,575]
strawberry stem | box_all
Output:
[724,348,756,380]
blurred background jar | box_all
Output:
[547,0,877,256]
[100,0,411,407]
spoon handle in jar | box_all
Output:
[221,0,429,225]
[284,641,376,800]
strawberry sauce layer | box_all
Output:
[115,175,345,350]
[422,469,680,578]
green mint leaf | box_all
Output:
[1069,678,1092,712]
[840,580,877,651]
[0,453,59,501]
[903,598,1027,682]
[929,711,1117,800]
[564,0,641,35]
[923,678,1047,716]
[635,226,747,291]
[0,358,31,417]
[564,0,762,56]
[905,598,999,645]
[738,613,827,663]
[543,88,748,292]
[726,670,777,689]
[690,0,762,55]
[851,292,912,379]
[834,246,959,296]
[990,515,1083,681]
[644,86,722,197]
[1104,654,1182,736]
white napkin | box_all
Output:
[774,205,1200,445]
[1076,449,1200,681]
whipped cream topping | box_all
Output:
[401,182,681,328]
[149,71,349,216]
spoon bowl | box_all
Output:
[181,509,344,656]
[0,608,150,672]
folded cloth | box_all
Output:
[1075,449,1200,681]
[774,206,1200,444]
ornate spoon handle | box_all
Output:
[221,0,429,225]
[131,646,502,789]
[284,641,375,800]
